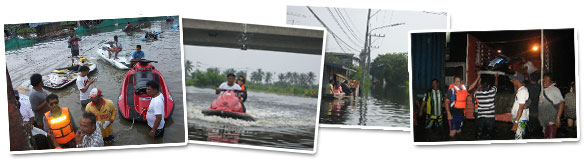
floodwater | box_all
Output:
[319,85,410,128]
[5,19,185,146]
[187,86,317,151]
[414,92,578,142]
[413,118,578,142]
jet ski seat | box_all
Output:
[134,71,158,94]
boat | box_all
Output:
[97,43,132,69]
[43,56,96,89]
[118,60,174,121]
[202,89,255,121]
[322,93,352,100]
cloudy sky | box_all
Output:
[287,6,447,60]
[184,45,322,80]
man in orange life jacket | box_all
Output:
[444,75,479,137]
[43,94,78,148]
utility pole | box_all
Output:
[359,9,371,97]
[368,33,385,73]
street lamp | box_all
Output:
[531,45,539,52]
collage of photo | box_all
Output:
[3,6,578,154]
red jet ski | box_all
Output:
[202,89,254,121]
[118,60,174,121]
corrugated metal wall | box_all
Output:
[411,32,446,97]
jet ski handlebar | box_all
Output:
[218,89,245,93]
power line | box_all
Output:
[334,8,363,44]
[306,6,360,53]
[326,7,362,48]
[343,8,364,38]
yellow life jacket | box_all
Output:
[45,107,75,144]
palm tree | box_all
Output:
[307,71,316,86]
[277,73,285,84]
[207,67,220,74]
[291,72,299,85]
[265,72,273,85]
[250,71,260,84]
[185,60,193,78]
[236,71,247,78]
[299,73,309,87]
[255,68,264,84]
[223,68,237,76]
[285,72,293,84]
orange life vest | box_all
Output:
[45,107,75,144]
[448,84,469,109]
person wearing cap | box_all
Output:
[538,73,564,138]
[85,88,117,142]
[509,73,530,140]
[76,65,95,110]
[146,80,165,138]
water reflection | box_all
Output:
[319,85,410,128]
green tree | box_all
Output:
[185,60,193,78]
[277,73,285,84]
[236,70,247,79]
[307,71,316,86]
[265,72,273,85]
[324,53,345,64]
[250,68,264,84]
[370,52,408,86]
[223,68,237,76]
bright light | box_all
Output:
[497,49,502,54]
[532,45,539,51]
[50,116,67,124]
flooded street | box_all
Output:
[187,86,317,150]
[6,19,184,146]
[319,85,410,128]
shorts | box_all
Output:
[515,120,527,140]
[71,49,79,57]
[449,114,464,131]
[103,134,115,142]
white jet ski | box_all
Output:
[97,42,132,70]
[43,56,96,89]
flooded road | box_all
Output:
[413,118,578,142]
[319,85,410,129]
[5,19,185,146]
[187,86,317,151]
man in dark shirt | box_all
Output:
[341,80,352,96]
[525,72,542,138]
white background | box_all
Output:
[1,0,582,165]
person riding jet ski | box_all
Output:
[216,73,247,112]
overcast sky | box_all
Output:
[287,6,447,60]
[184,45,322,80]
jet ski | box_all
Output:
[122,23,144,32]
[97,42,131,69]
[43,56,96,89]
[118,59,174,121]
[480,56,512,75]
[202,89,255,121]
[141,31,161,41]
